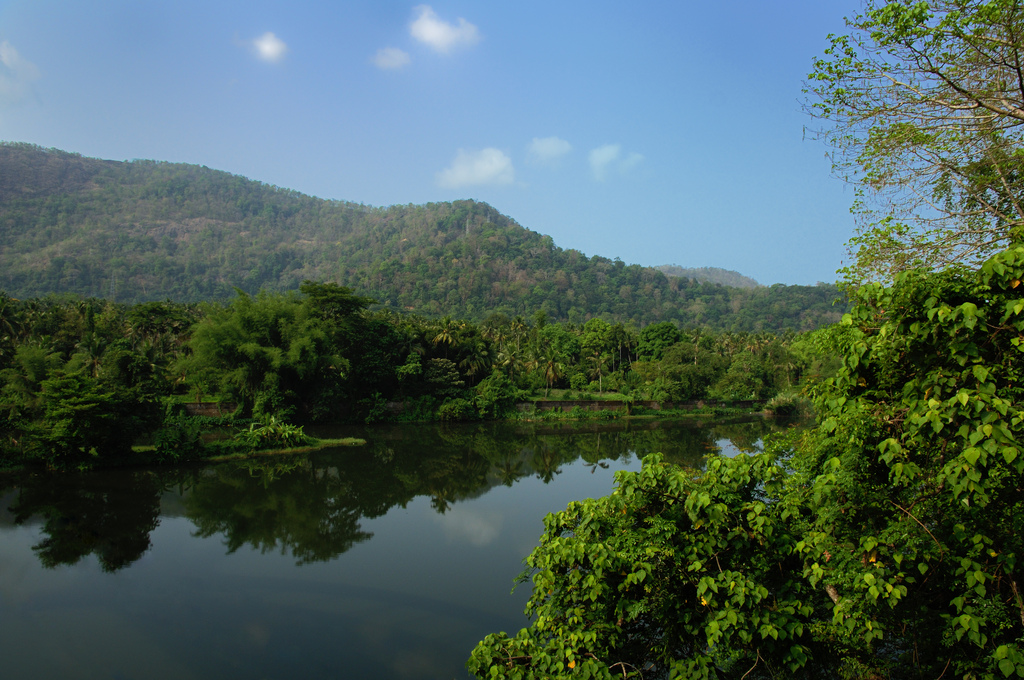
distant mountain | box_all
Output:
[655,265,760,289]
[0,143,846,332]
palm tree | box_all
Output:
[459,337,494,378]
[74,334,108,378]
[586,351,610,393]
[610,323,637,372]
[509,316,529,354]
[431,316,461,358]
[542,355,564,397]
[496,346,526,383]
[0,293,18,338]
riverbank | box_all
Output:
[186,397,769,419]
[1,397,794,474]
[0,437,367,475]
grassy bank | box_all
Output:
[203,437,366,463]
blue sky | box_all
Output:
[0,1,858,285]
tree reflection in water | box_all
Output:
[1,416,801,571]
[6,470,164,572]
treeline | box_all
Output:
[655,265,760,288]
[0,143,846,332]
[0,286,833,469]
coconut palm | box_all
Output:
[586,351,610,393]
[541,355,564,398]
[459,337,495,378]
[430,316,462,358]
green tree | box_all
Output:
[709,351,768,402]
[299,280,375,324]
[531,351,564,398]
[580,318,614,357]
[0,292,20,369]
[808,0,1024,282]
[636,322,683,361]
[38,370,142,468]
[467,450,817,679]
[179,289,346,419]
[787,246,1024,678]
[585,351,611,393]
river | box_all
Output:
[0,416,794,680]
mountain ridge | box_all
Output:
[654,265,760,289]
[0,143,845,331]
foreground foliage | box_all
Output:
[469,247,1024,679]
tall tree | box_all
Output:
[180,290,345,419]
[808,0,1024,282]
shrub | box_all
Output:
[475,370,526,419]
[233,416,307,451]
[154,410,205,463]
[437,397,478,422]
[764,393,808,418]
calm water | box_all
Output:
[0,416,793,680]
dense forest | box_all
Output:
[0,287,830,470]
[0,143,845,332]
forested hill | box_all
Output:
[0,143,845,331]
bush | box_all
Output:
[393,395,439,422]
[233,416,308,451]
[154,410,205,463]
[569,372,588,391]
[475,370,526,419]
[437,397,478,422]
[359,392,390,424]
[763,393,808,417]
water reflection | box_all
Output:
[186,459,375,565]
[5,471,162,572]
[1,416,792,572]
[0,416,801,680]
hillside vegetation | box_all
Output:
[0,143,844,331]
[655,265,760,288]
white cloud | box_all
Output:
[589,144,621,181]
[410,5,480,54]
[621,151,645,172]
[373,47,411,70]
[0,41,40,106]
[527,136,572,164]
[252,32,288,63]
[589,144,644,180]
[433,506,502,547]
[437,148,514,188]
